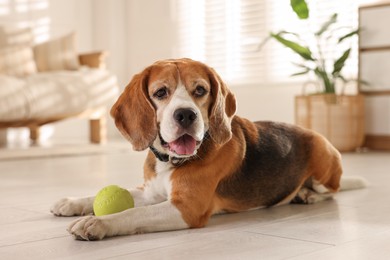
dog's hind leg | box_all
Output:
[291,177,335,204]
[291,186,334,204]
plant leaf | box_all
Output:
[333,48,351,76]
[314,67,335,93]
[257,31,302,51]
[338,29,359,43]
[291,69,310,77]
[277,30,301,39]
[290,0,309,19]
[257,35,272,51]
[270,33,314,61]
[315,13,337,36]
[359,79,370,86]
[292,62,312,69]
[337,75,347,83]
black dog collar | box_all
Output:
[149,145,169,162]
[149,146,188,166]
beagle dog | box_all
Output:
[51,58,345,241]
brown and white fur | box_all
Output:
[51,58,366,241]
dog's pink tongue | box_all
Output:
[169,135,197,155]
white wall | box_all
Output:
[125,0,177,77]
[0,0,93,49]
[230,84,301,123]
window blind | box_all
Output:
[174,0,376,85]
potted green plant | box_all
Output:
[261,0,365,152]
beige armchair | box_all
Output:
[0,28,119,145]
[0,51,114,144]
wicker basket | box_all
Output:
[295,93,365,152]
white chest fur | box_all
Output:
[143,160,174,205]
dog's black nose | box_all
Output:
[174,108,197,128]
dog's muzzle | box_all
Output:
[149,132,208,165]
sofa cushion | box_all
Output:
[0,68,119,121]
[0,45,38,77]
[33,32,80,72]
[0,76,29,121]
[0,27,33,48]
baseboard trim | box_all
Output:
[364,134,390,150]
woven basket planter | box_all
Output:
[295,93,365,152]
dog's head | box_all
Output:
[110,58,236,159]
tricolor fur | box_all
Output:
[51,58,364,241]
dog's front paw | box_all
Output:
[68,216,108,241]
[51,197,94,216]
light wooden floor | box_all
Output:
[1,146,390,259]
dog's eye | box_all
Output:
[194,85,207,97]
[153,87,168,100]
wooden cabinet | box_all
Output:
[359,2,390,150]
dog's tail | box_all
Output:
[339,176,368,191]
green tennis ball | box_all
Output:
[93,185,134,216]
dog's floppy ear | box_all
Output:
[207,67,237,145]
[110,68,157,151]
